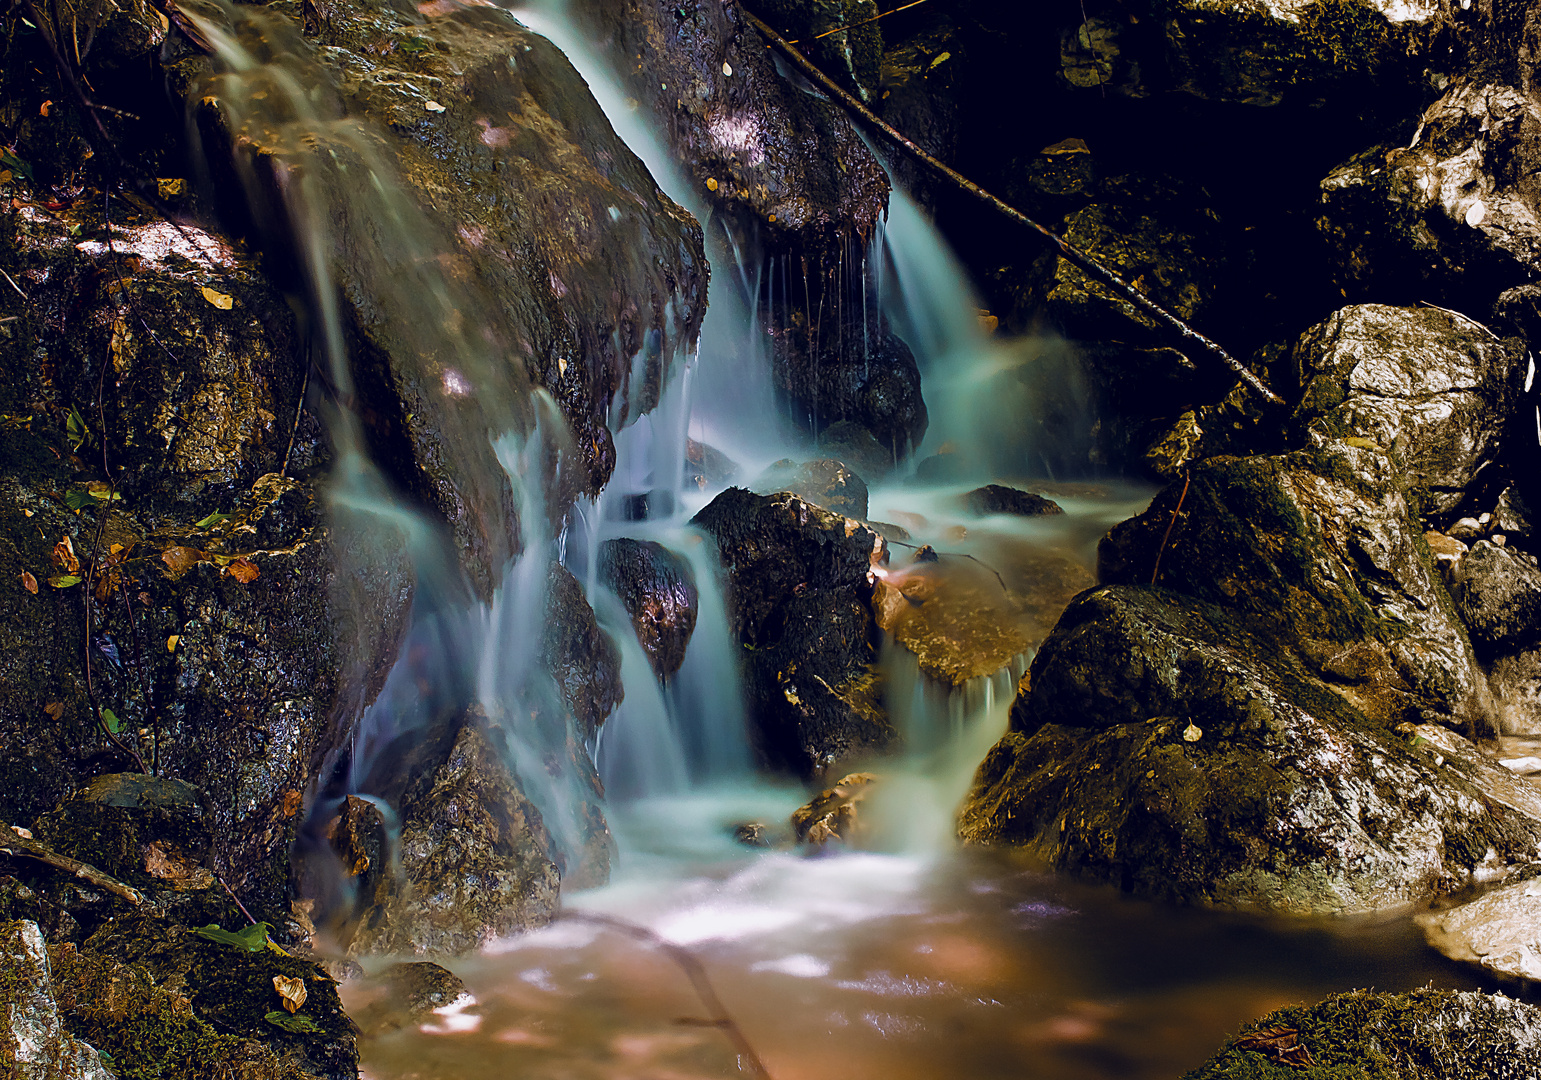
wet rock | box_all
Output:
[876,14,964,211]
[343,709,561,957]
[873,559,1032,688]
[958,586,1541,914]
[771,312,928,457]
[1490,651,1541,736]
[683,439,741,492]
[1290,304,1524,515]
[1318,70,1541,305]
[572,0,889,255]
[0,197,412,924]
[0,920,113,1080]
[177,0,706,591]
[1099,440,1486,728]
[818,421,896,484]
[542,563,623,741]
[1451,540,1541,656]
[597,539,699,681]
[755,0,884,102]
[34,774,211,889]
[1161,0,1428,109]
[692,488,894,777]
[792,772,878,847]
[351,961,469,1036]
[1184,988,1541,1080]
[753,458,870,520]
[729,822,773,848]
[70,911,358,1080]
[1419,869,1541,986]
[964,485,1063,518]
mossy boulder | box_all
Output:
[958,585,1541,913]
[0,919,113,1080]
[693,488,893,777]
[754,0,884,103]
[71,912,357,1080]
[1183,988,1541,1080]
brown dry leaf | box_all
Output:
[1235,1026,1316,1069]
[228,556,259,583]
[51,535,80,573]
[43,701,65,721]
[21,570,38,594]
[273,974,307,1014]
[160,546,209,578]
[200,286,234,310]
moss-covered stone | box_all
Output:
[1183,988,1541,1080]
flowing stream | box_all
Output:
[186,1,1501,1074]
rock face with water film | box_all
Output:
[0,919,113,1080]
[960,585,1541,914]
[693,488,893,777]
[543,563,625,740]
[571,0,889,253]
[1418,865,1541,986]
[1184,987,1541,1080]
[597,539,698,682]
[753,457,870,520]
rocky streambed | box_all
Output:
[7,0,1541,1078]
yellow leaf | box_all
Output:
[166,634,180,652]
[273,974,307,1013]
[157,177,185,198]
[706,177,718,191]
[200,286,234,310]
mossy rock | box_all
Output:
[74,913,357,1080]
[1184,988,1541,1079]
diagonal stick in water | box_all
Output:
[560,910,775,1078]
[741,8,1283,406]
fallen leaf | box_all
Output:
[157,178,186,198]
[10,825,32,839]
[101,708,122,734]
[21,570,37,594]
[228,557,259,583]
[43,701,64,721]
[48,574,81,588]
[1235,1026,1315,1069]
[166,634,179,652]
[274,974,308,1013]
[51,535,80,573]
[194,922,272,952]
[194,510,229,529]
[200,286,234,310]
[1183,722,1203,742]
[160,546,209,578]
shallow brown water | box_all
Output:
[349,791,1491,1080]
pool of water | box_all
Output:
[348,785,1491,1080]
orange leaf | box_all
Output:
[43,701,64,721]
[160,546,208,578]
[51,536,80,574]
[21,570,38,594]
[228,556,259,583]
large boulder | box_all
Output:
[753,457,870,520]
[1099,440,1487,728]
[958,586,1541,914]
[1418,867,1541,986]
[1290,304,1524,516]
[1184,988,1541,1079]
[1451,540,1541,656]
[692,488,893,777]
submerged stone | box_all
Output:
[963,485,1064,518]
[1418,868,1541,987]
[351,961,469,1036]
[792,772,878,847]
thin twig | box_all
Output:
[1150,469,1192,586]
[884,537,1011,595]
[0,266,29,300]
[281,353,312,477]
[741,9,1282,406]
[561,911,774,1079]
[1,825,148,906]
[788,0,931,44]
[216,871,261,927]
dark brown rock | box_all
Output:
[597,539,699,681]
[754,458,870,520]
[964,485,1064,518]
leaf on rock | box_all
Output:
[273,974,307,1013]
[161,546,209,578]
[43,701,64,721]
[21,570,37,593]
[166,634,179,652]
[228,556,259,583]
[194,511,229,529]
[1235,1026,1316,1069]
[193,921,272,952]
[66,407,88,451]
[47,574,81,588]
[51,535,80,573]
[101,708,122,734]
[264,1010,321,1033]
[200,286,234,310]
